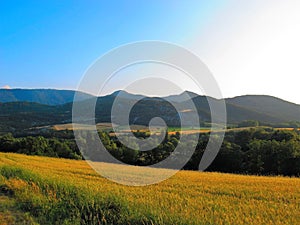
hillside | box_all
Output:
[0,153,299,225]
[226,95,300,122]
[0,102,71,133]
[0,89,299,131]
[0,89,92,105]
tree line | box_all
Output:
[0,133,81,159]
[0,127,300,176]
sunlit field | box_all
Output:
[44,122,300,134]
[0,153,299,224]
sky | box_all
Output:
[0,0,299,104]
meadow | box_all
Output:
[0,152,299,224]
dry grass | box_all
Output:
[0,152,300,224]
[0,191,36,224]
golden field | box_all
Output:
[0,152,300,225]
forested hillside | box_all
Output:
[0,89,299,133]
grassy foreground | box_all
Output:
[0,153,299,225]
[0,192,37,225]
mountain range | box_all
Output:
[0,89,299,132]
[0,89,91,105]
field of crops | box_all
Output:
[0,152,300,225]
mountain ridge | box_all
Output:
[1,88,299,105]
[0,88,92,105]
[0,89,299,132]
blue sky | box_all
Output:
[1,0,300,104]
[0,1,223,88]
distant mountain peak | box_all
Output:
[0,88,299,125]
[0,89,92,105]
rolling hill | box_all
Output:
[0,89,299,132]
[226,95,300,122]
[0,89,92,105]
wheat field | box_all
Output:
[0,152,299,224]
